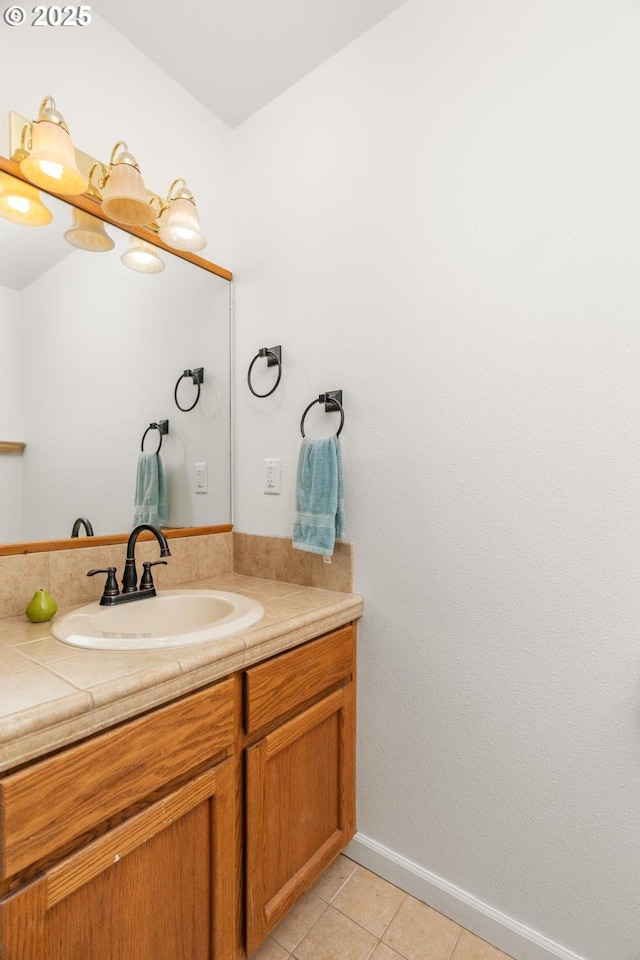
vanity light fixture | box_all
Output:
[121,236,165,274]
[18,97,88,196]
[64,208,115,252]
[8,100,207,248]
[0,173,53,227]
[94,142,157,227]
[157,179,206,252]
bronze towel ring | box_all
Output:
[300,391,344,437]
[141,420,169,453]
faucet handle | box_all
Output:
[87,567,120,599]
[140,560,167,591]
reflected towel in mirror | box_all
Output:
[133,452,168,528]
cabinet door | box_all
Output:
[245,684,356,954]
[0,757,239,960]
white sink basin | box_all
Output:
[51,589,264,651]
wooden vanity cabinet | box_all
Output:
[0,620,357,960]
[0,679,241,960]
[243,624,356,954]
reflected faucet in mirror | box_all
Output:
[71,517,94,538]
[87,523,171,606]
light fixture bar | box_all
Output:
[0,152,232,281]
[5,104,224,273]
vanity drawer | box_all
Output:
[244,624,355,737]
[0,677,235,881]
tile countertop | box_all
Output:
[0,573,363,775]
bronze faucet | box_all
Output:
[88,523,171,606]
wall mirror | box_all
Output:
[0,162,232,552]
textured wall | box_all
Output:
[232,1,640,958]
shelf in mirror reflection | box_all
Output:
[0,441,26,454]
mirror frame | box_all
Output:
[0,156,233,556]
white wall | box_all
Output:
[0,285,24,542]
[233,2,640,959]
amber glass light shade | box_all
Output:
[64,208,115,252]
[102,156,156,227]
[0,174,53,226]
[159,196,206,251]
[20,104,87,196]
[121,237,165,273]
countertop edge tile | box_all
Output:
[241,608,363,665]
[0,688,95,767]
[71,659,184,709]
[82,672,198,744]
[172,650,252,699]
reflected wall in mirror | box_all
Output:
[0,166,232,548]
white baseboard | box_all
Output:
[345,833,587,960]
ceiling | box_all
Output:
[93,0,410,128]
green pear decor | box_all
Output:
[25,588,58,623]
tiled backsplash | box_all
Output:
[0,532,353,620]
[233,534,353,592]
[0,533,233,620]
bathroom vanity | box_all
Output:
[0,575,362,959]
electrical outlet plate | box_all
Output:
[263,458,281,494]
[195,462,208,493]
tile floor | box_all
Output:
[248,855,516,960]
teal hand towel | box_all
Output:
[293,435,345,556]
[133,452,168,528]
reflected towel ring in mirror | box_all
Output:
[300,391,344,437]
[141,419,169,453]
[247,345,282,398]
[174,367,204,412]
